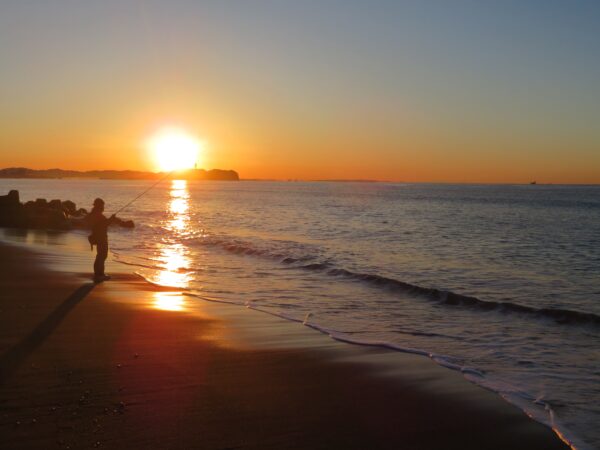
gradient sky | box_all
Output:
[0,1,599,182]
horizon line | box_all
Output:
[1,166,598,186]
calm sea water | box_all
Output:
[2,179,599,449]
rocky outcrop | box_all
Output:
[0,190,134,231]
[0,190,27,228]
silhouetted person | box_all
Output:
[86,198,116,283]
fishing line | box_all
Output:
[112,170,174,216]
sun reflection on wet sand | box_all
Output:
[152,180,192,294]
[153,292,186,312]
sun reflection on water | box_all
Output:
[155,245,190,288]
[152,180,192,292]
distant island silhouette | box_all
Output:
[0,167,239,181]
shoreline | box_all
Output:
[0,239,570,449]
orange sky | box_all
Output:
[2,104,597,183]
[0,2,598,184]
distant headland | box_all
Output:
[0,167,239,181]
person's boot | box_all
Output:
[93,274,111,283]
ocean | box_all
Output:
[1,179,599,449]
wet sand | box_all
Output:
[0,241,569,449]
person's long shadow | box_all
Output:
[0,282,96,385]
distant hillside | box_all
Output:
[0,167,239,181]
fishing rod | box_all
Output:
[87,170,176,251]
[112,170,175,216]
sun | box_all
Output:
[147,127,201,172]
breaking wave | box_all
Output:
[124,233,600,328]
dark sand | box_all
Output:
[0,241,570,449]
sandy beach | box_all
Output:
[0,240,570,449]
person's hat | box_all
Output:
[93,198,105,207]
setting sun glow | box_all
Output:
[147,128,201,172]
